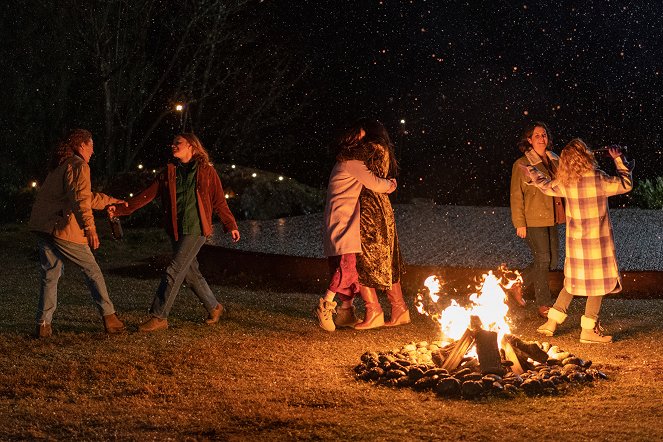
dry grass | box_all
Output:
[1,223,663,441]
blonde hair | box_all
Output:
[177,133,211,164]
[556,138,598,185]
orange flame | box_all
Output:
[415,266,522,345]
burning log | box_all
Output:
[441,329,475,371]
[475,329,504,376]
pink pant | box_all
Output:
[327,254,361,302]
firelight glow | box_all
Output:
[416,268,522,345]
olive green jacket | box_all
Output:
[510,149,560,229]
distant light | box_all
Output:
[400,119,406,124]
[523,110,529,115]
[152,169,156,173]
[278,176,284,181]
[31,181,37,188]
[231,164,236,169]
[137,164,144,170]
[129,193,134,197]
[225,194,229,199]
[175,103,184,112]
[252,173,257,178]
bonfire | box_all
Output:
[354,266,608,399]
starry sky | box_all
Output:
[268,0,663,205]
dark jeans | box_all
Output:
[522,226,560,306]
[150,235,219,319]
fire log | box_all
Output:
[475,329,505,375]
[441,328,475,371]
[501,340,524,375]
[503,335,549,363]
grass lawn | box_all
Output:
[1,222,662,440]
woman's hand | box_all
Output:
[387,178,397,194]
[516,226,527,238]
[608,146,623,159]
[230,230,240,242]
[106,199,128,219]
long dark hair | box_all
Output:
[49,129,92,170]
[517,121,552,154]
[331,118,400,178]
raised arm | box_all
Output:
[344,160,396,193]
[600,154,633,196]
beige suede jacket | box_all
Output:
[29,155,115,244]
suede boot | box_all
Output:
[103,313,126,334]
[384,282,411,327]
[138,317,168,332]
[36,322,52,339]
[354,287,384,330]
[315,298,337,332]
[536,307,567,337]
[335,305,360,328]
[580,315,612,343]
[205,303,224,325]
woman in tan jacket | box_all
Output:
[29,129,127,338]
[510,121,565,318]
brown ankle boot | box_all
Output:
[103,313,126,334]
[138,317,168,332]
[354,287,384,330]
[35,322,52,339]
[205,303,224,325]
[384,282,411,327]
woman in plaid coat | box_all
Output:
[523,139,633,343]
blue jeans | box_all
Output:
[522,226,560,306]
[36,234,116,324]
[149,235,219,318]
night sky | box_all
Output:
[267,0,662,205]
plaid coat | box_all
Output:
[527,157,633,296]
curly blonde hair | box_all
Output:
[177,133,211,164]
[556,138,598,185]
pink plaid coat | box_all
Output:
[527,157,633,296]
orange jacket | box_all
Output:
[115,161,238,240]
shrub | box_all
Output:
[634,177,663,209]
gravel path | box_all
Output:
[208,205,663,271]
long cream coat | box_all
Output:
[323,160,394,256]
[528,157,633,296]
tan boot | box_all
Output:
[205,303,224,325]
[384,282,411,327]
[103,313,126,334]
[335,305,360,328]
[536,307,567,337]
[315,298,337,332]
[580,316,612,343]
[354,287,384,330]
[35,322,52,339]
[138,317,168,332]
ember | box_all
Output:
[354,267,608,399]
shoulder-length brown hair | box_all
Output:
[49,129,92,170]
[517,121,553,154]
[556,138,598,185]
[177,133,211,164]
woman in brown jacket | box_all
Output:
[110,133,240,332]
